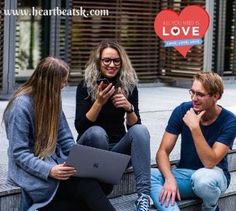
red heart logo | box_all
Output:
[173,29,178,34]
[154,5,209,57]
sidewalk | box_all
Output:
[1,83,236,166]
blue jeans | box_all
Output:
[77,125,151,196]
[151,167,227,211]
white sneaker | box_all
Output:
[135,193,150,211]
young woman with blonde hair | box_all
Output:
[75,40,151,211]
[4,57,115,211]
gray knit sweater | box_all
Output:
[4,94,75,211]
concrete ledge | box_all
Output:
[176,171,236,210]
[0,193,21,211]
[110,171,236,211]
[1,150,236,210]
[109,167,135,198]
[109,150,236,198]
[110,150,236,210]
[0,164,21,210]
[227,150,236,172]
[0,184,21,197]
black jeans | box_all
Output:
[39,177,115,211]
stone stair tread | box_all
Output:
[2,152,236,210]
[110,193,156,211]
[109,150,236,198]
[110,171,236,210]
[0,183,21,197]
[0,164,21,197]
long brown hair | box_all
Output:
[3,57,69,158]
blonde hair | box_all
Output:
[84,40,138,101]
[194,71,224,99]
[4,57,69,158]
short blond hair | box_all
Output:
[193,72,224,99]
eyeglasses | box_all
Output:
[101,58,121,67]
[189,89,211,98]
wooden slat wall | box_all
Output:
[15,0,26,75]
[157,0,206,78]
[59,17,71,62]
[15,15,20,75]
[233,0,236,76]
[223,0,236,76]
[59,0,72,64]
[119,0,160,82]
[70,0,120,82]
[211,0,218,75]
[0,1,4,90]
[69,0,160,83]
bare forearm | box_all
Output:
[126,112,138,126]
[183,109,219,168]
[191,126,217,167]
[156,150,174,180]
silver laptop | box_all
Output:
[65,144,130,184]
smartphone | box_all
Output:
[96,78,110,90]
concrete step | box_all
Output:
[0,184,21,211]
[0,164,21,211]
[109,150,236,198]
[1,150,236,210]
[110,171,236,211]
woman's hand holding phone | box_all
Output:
[86,80,115,122]
[97,78,109,90]
[96,81,115,106]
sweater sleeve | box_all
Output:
[6,97,54,181]
[126,86,141,129]
[57,111,75,156]
[74,81,95,136]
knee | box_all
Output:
[191,177,212,192]
[191,168,220,198]
[129,124,150,144]
[82,126,108,149]
[88,126,107,139]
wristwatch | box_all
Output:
[126,104,134,114]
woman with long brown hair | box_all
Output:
[3,57,115,211]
